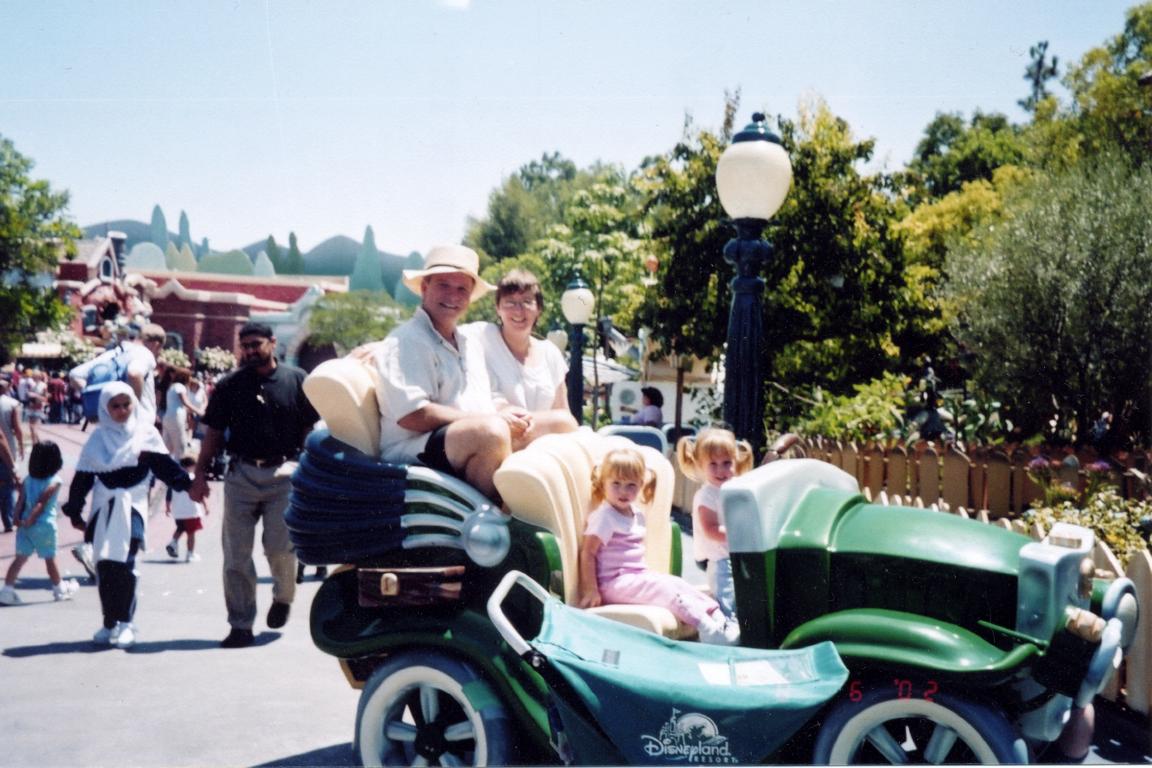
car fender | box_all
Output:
[780,608,1038,685]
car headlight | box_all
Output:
[461,506,510,567]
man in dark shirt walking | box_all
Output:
[189,322,318,648]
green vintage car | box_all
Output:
[287,361,1138,766]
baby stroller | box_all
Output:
[485,571,849,765]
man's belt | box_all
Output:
[233,455,287,469]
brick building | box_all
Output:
[55,233,349,370]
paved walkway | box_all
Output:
[0,421,358,768]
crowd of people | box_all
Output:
[2,243,728,654]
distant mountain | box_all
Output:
[86,220,417,281]
[83,220,169,251]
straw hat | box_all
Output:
[401,245,495,302]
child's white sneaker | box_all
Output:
[697,614,738,646]
[52,579,78,601]
[185,551,200,562]
[111,621,136,648]
[721,617,741,645]
[0,585,21,606]
[93,626,113,645]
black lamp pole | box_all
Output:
[563,276,593,425]
[715,112,792,461]
[567,322,586,425]
[722,219,772,458]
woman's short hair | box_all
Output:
[496,269,545,310]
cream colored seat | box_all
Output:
[302,357,382,455]
[494,429,692,639]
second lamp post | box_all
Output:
[561,276,595,425]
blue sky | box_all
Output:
[0,1,1136,255]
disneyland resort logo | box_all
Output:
[641,709,736,763]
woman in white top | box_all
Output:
[161,367,204,458]
[466,269,577,450]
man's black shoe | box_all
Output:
[315,566,328,580]
[267,601,291,629]
[220,628,254,648]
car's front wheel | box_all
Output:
[812,681,1028,764]
[355,652,513,767]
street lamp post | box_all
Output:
[561,276,595,425]
[715,112,793,458]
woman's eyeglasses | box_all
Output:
[499,300,538,311]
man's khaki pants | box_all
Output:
[221,462,297,630]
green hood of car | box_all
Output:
[782,488,1029,577]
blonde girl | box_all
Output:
[577,447,739,645]
[676,427,754,619]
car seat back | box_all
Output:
[495,429,688,637]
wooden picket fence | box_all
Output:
[670,437,1152,717]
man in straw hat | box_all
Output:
[373,244,510,499]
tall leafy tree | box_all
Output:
[150,204,169,250]
[532,168,649,333]
[265,235,283,273]
[178,210,192,250]
[465,152,580,261]
[636,100,735,368]
[0,135,77,355]
[1061,2,1152,162]
[768,99,908,399]
[903,111,1027,203]
[350,226,384,291]
[944,153,1152,445]
[1019,40,1060,113]
[282,232,305,274]
[307,291,402,354]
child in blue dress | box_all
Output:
[0,441,76,605]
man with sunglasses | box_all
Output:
[189,322,318,649]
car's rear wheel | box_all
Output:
[812,682,1027,764]
[355,652,513,767]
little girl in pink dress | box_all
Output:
[576,447,739,645]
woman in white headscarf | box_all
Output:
[63,381,190,648]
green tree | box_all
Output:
[465,152,579,261]
[282,232,305,274]
[636,100,736,368]
[1019,40,1060,113]
[178,210,192,250]
[1061,2,1152,161]
[164,242,181,270]
[0,135,77,355]
[903,111,1027,203]
[944,153,1152,445]
[198,249,254,275]
[533,168,649,334]
[265,235,283,273]
[150,204,169,250]
[350,226,384,291]
[768,99,909,401]
[306,291,402,354]
[173,243,198,272]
